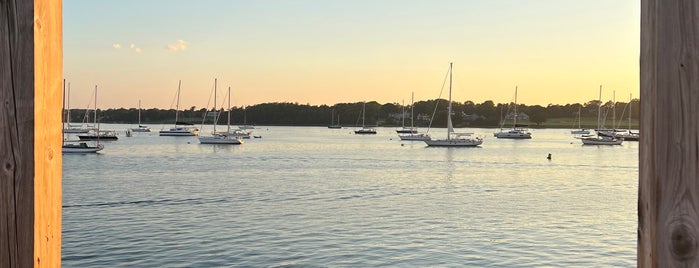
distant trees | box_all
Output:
[76,99,639,128]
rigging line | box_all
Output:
[426,64,451,134]
[200,80,216,127]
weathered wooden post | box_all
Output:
[1,0,62,267]
[639,0,699,266]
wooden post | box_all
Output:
[1,0,62,267]
[639,0,699,266]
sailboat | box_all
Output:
[570,106,590,135]
[328,109,342,129]
[130,100,151,132]
[159,80,200,136]
[62,79,103,153]
[424,63,482,147]
[78,85,119,141]
[612,93,639,141]
[399,92,430,141]
[580,85,622,145]
[396,98,417,134]
[63,82,92,134]
[494,86,532,139]
[354,102,377,134]
[199,79,242,145]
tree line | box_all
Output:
[65,99,640,128]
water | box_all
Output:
[63,125,637,267]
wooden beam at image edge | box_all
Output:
[639,0,699,267]
[0,0,62,267]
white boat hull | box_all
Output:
[62,143,104,153]
[399,133,431,141]
[494,130,532,139]
[198,136,242,144]
[63,128,91,134]
[131,128,151,132]
[425,138,482,147]
[581,137,623,145]
[571,129,590,135]
[355,128,377,134]
[159,127,199,136]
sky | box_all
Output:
[63,0,640,109]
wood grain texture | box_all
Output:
[33,0,62,266]
[639,0,699,267]
[1,0,35,267]
[1,0,61,267]
[33,0,63,267]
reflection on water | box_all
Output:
[63,125,637,267]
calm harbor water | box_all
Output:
[62,125,638,267]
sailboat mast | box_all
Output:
[401,99,405,128]
[447,62,453,140]
[66,81,71,127]
[138,100,142,126]
[95,85,100,144]
[227,86,231,134]
[213,78,217,134]
[62,79,66,143]
[175,80,181,126]
[513,86,518,127]
[629,93,632,131]
[612,90,616,130]
[362,102,366,127]
[597,85,602,132]
[410,92,414,129]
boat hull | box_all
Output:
[571,129,590,135]
[78,135,118,141]
[159,127,199,136]
[494,133,532,139]
[396,128,418,134]
[399,134,430,141]
[354,128,377,134]
[581,137,623,145]
[494,128,531,139]
[62,143,104,153]
[131,128,151,132]
[198,136,242,144]
[425,139,482,147]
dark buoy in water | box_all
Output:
[546,153,552,160]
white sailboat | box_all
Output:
[494,86,532,139]
[62,80,104,153]
[328,109,342,129]
[354,102,377,134]
[400,92,430,141]
[570,106,590,135]
[396,98,417,134]
[160,80,200,136]
[199,79,242,145]
[612,93,639,141]
[63,81,92,134]
[580,85,622,145]
[78,85,119,141]
[131,100,151,132]
[424,63,482,147]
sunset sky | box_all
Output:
[63,0,640,109]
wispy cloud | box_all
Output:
[129,43,142,53]
[112,43,121,49]
[166,40,188,51]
